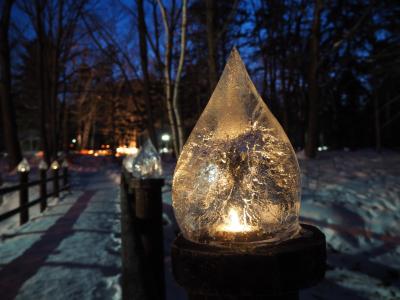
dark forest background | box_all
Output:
[0,0,399,169]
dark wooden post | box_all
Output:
[39,168,47,212]
[63,165,68,187]
[132,178,165,300]
[121,170,154,300]
[0,173,3,204]
[52,165,60,198]
[19,171,29,225]
[172,224,326,300]
[120,171,136,300]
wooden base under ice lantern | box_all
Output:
[171,224,326,300]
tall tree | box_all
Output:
[204,0,239,93]
[137,0,157,147]
[305,0,322,158]
[157,0,188,155]
[205,0,217,92]
[20,0,88,161]
[0,0,22,169]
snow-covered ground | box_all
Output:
[298,149,400,300]
[0,158,122,300]
[162,149,400,300]
[1,150,399,300]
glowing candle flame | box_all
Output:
[219,208,253,233]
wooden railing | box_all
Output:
[0,166,70,225]
[120,169,165,300]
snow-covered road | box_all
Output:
[0,165,122,300]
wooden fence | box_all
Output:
[0,166,70,225]
[120,169,165,300]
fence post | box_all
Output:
[51,161,60,198]
[132,178,165,300]
[171,224,326,300]
[16,159,30,225]
[121,170,156,300]
[40,168,47,212]
[62,159,68,187]
[38,160,48,212]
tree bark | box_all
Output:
[157,0,179,156]
[137,0,157,148]
[374,88,381,153]
[34,0,51,163]
[0,0,22,170]
[157,0,188,156]
[171,0,187,153]
[205,0,218,93]
[305,0,322,158]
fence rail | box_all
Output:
[0,166,70,225]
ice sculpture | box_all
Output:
[51,160,60,170]
[132,139,162,178]
[122,153,138,173]
[38,159,48,170]
[172,48,301,247]
[61,159,69,168]
[17,158,30,173]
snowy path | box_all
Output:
[0,151,399,300]
[0,166,121,300]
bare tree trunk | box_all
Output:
[62,102,69,153]
[205,0,218,92]
[0,0,22,170]
[280,62,289,133]
[60,69,69,153]
[171,0,187,153]
[47,0,66,159]
[90,107,96,149]
[34,0,51,163]
[157,0,188,156]
[81,109,94,149]
[374,88,381,152]
[137,0,157,148]
[305,0,322,158]
[76,71,93,149]
[157,0,179,156]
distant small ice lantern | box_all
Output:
[172,48,301,247]
[51,160,60,170]
[122,152,139,173]
[38,159,48,170]
[17,158,30,173]
[131,139,162,178]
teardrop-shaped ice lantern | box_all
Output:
[172,48,301,247]
[51,160,60,170]
[17,158,30,173]
[61,159,69,168]
[123,152,139,173]
[132,139,162,178]
[38,159,48,170]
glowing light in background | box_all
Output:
[161,134,171,142]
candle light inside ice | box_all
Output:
[217,208,254,233]
[172,48,301,247]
